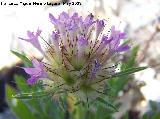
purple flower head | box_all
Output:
[18,12,131,104]
[19,28,44,54]
[23,59,47,85]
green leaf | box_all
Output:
[72,104,88,119]
[153,113,160,119]
[6,85,36,119]
[12,81,62,99]
[12,91,50,99]
[122,39,131,45]
[142,114,149,119]
[14,75,30,92]
[13,75,64,119]
[11,50,32,67]
[113,67,147,78]
[108,46,141,97]
[14,75,45,116]
[95,104,112,119]
[122,45,139,70]
[123,112,129,119]
[13,75,49,99]
[96,97,118,112]
[149,101,158,111]
[74,101,82,105]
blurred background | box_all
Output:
[0,0,160,119]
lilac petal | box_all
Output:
[58,23,66,36]
[80,13,95,35]
[84,13,95,27]
[27,28,41,39]
[23,58,47,85]
[49,13,58,25]
[111,25,116,32]
[84,13,94,23]
[94,59,101,69]
[29,38,43,54]
[59,12,69,21]
[18,37,30,42]
[78,36,88,46]
[108,26,127,52]
[113,31,121,48]
[97,36,111,53]
[36,28,42,37]
[52,31,60,54]
[66,17,79,31]
[32,59,41,68]
[71,13,81,30]
[102,36,112,44]
[23,59,42,75]
[90,59,101,79]
[71,12,78,19]
[41,71,48,78]
[23,67,41,75]
[96,20,105,38]
[116,44,130,52]
[77,36,88,58]
[19,29,44,54]
[19,36,41,51]
[27,76,39,85]
[52,31,59,40]
[101,35,108,42]
[68,30,76,44]
[27,31,34,38]
[119,32,126,39]
[32,59,47,78]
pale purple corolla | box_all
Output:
[23,59,47,85]
[19,28,44,54]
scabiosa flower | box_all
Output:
[15,12,132,105]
